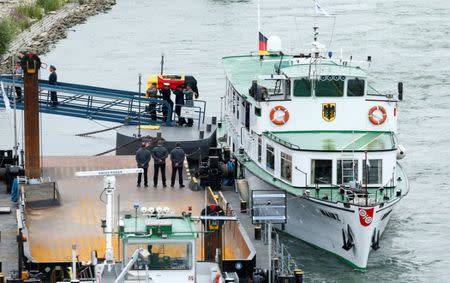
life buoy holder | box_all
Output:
[368,106,387,125]
[270,105,289,125]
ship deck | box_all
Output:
[23,156,249,263]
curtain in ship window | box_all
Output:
[258,137,262,163]
[236,96,240,119]
[347,78,365,96]
[293,79,311,97]
[281,152,292,182]
[232,91,236,114]
[363,159,383,184]
[311,159,332,184]
[315,77,344,97]
[266,145,275,172]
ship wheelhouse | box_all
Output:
[221,54,404,205]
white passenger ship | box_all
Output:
[218,32,409,269]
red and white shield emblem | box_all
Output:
[358,208,374,227]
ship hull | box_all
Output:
[244,167,400,269]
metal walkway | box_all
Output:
[0,75,206,127]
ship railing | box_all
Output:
[263,132,301,150]
[173,102,205,130]
[252,90,290,102]
[260,224,298,278]
[310,179,396,206]
[271,232,298,278]
[239,127,257,160]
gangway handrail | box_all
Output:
[194,99,207,123]
[0,75,208,128]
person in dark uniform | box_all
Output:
[152,139,169,188]
[48,65,58,107]
[183,85,194,127]
[135,142,151,187]
[170,142,186,188]
[173,85,186,126]
[146,82,159,121]
[159,83,173,122]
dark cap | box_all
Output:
[50,65,56,71]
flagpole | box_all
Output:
[257,0,261,33]
[257,0,263,59]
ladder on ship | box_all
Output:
[0,75,206,127]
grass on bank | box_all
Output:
[0,0,70,56]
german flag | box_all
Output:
[259,32,269,56]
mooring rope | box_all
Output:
[76,124,123,137]
[94,136,144,156]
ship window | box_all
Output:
[236,96,239,119]
[232,92,236,114]
[293,79,311,97]
[127,242,192,270]
[337,160,359,184]
[315,78,344,97]
[280,152,292,182]
[363,159,382,184]
[347,78,365,96]
[266,144,275,172]
[258,137,262,163]
[311,160,332,184]
[255,107,261,116]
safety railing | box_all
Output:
[308,177,397,206]
[271,231,298,278]
[0,75,210,127]
[263,131,301,150]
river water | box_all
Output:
[4,0,450,281]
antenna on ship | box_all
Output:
[160,53,164,75]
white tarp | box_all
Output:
[0,81,11,110]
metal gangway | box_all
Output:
[0,75,206,128]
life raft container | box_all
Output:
[270,105,289,125]
[368,105,387,125]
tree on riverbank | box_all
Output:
[0,0,66,56]
[0,18,15,56]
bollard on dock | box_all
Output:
[294,268,304,283]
